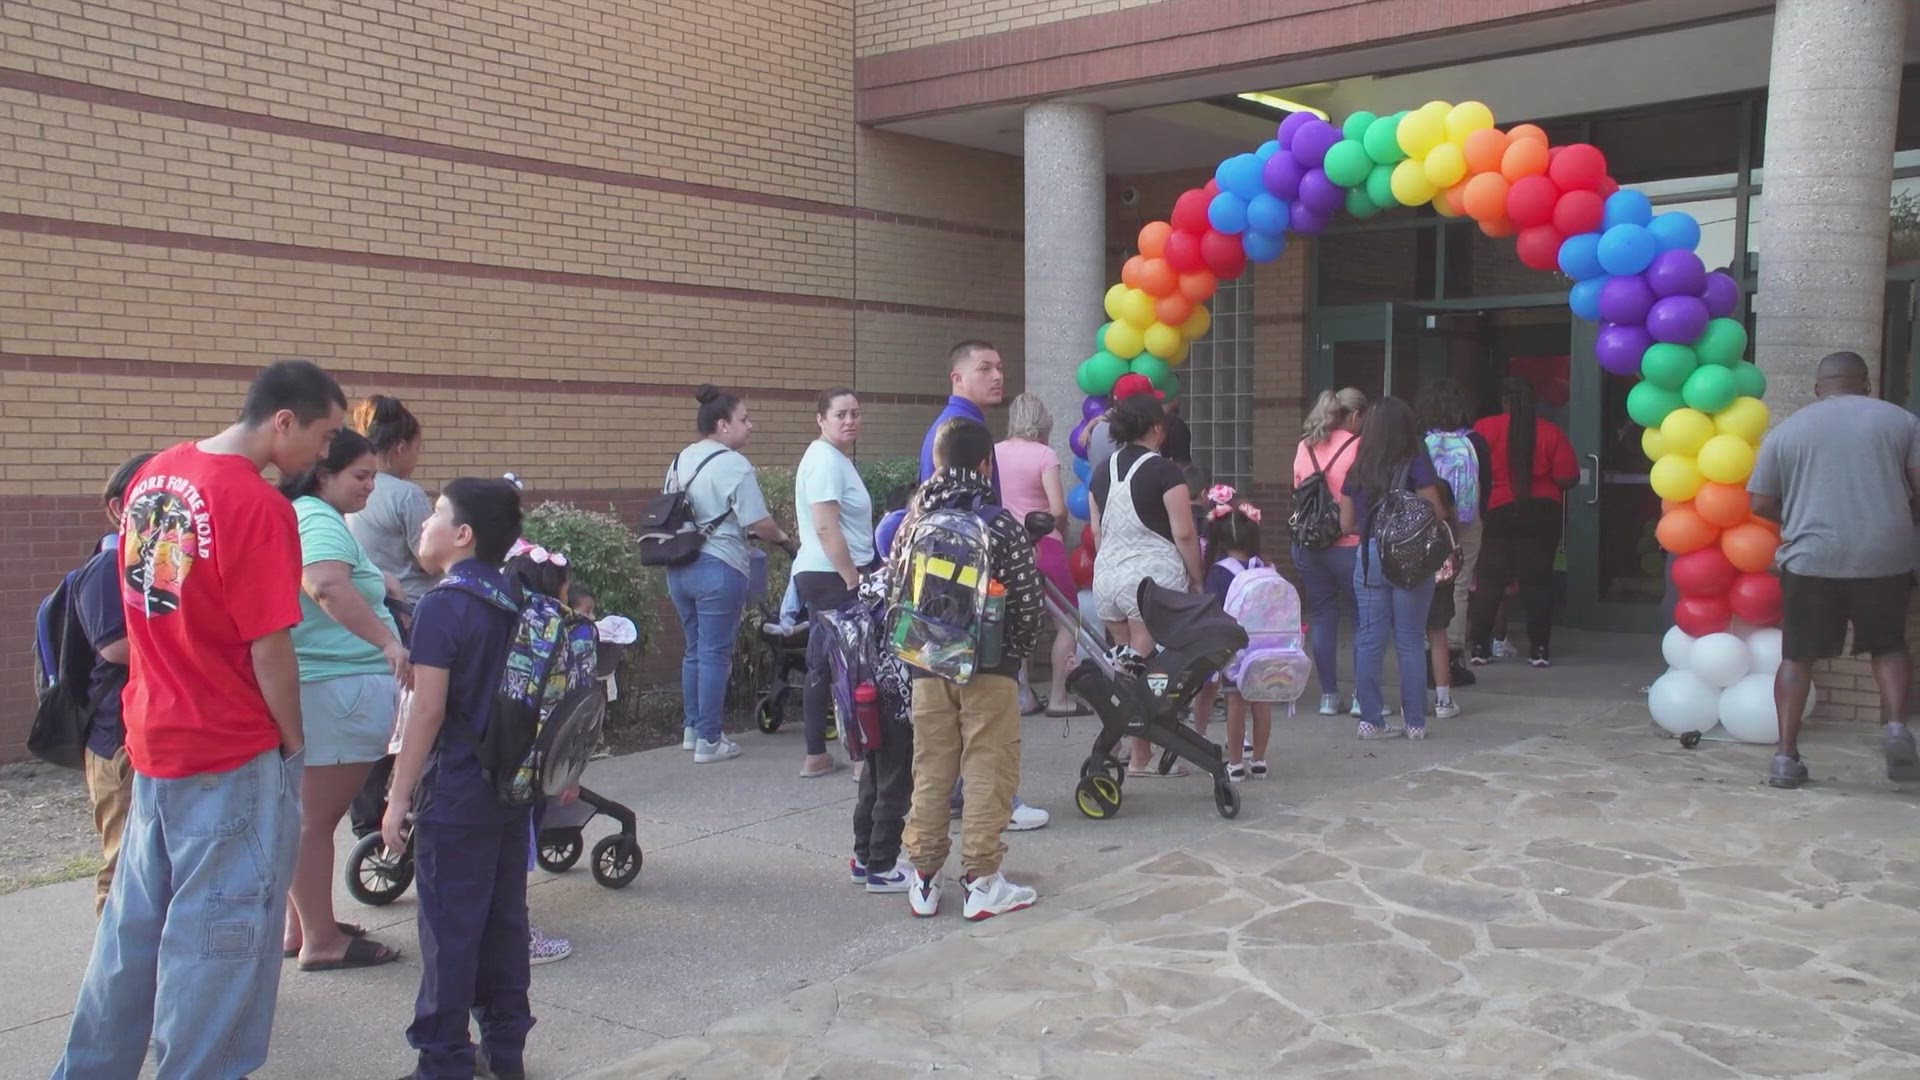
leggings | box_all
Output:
[795,571,856,756]
[1468,499,1562,653]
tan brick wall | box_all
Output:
[857,0,1161,56]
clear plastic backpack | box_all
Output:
[1217,557,1314,710]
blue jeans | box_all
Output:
[1293,542,1357,696]
[1353,543,1436,728]
[667,553,749,744]
[54,748,302,1080]
[408,815,533,1080]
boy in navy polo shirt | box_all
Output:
[382,478,532,1080]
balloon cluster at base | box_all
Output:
[1071,97,1777,740]
[1650,626,1808,744]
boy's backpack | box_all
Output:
[638,448,735,567]
[479,585,605,806]
[1365,460,1456,591]
[1288,435,1357,551]
[1216,556,1313,706]
[28,565,96,768]
[885,499,998,684]
[1424,430,1481,526]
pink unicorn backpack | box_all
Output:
[1217,556,1314,711]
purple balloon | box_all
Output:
[1276,112,1315,150]
[1289,202,1332,236]
[1298,168,1344,213]
[1081,395,1107,421]
[1647,295,1711,344]
[1595,322,1653,377]
[1069,416,1092,459]
[1645,249,1707,299]
[1598,274,1657,325]
[1262,152,1305,201]
[1291,120,1342,168]
[1701,271,1740,318]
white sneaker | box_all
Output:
[962,872,1037,921]
[694,737,740,763]
[682,728,696,751]
[865,862,913,894]
[1434,699,1461,720]
[1492,638,1516,659]
[1318,693,1340,716]
[908,869,942,917]
[529,927,572,966]
[1350,697,1396,718]
[1006,802,1050,832]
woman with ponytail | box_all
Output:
[346,395,437,604]
[1291,387,1367,716]
[1468,377,1579,668]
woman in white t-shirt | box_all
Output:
[791,387,875,778]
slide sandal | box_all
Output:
[284,921,370,958]
[1045,703,1094,718]
[299,936,401,972]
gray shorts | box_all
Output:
[299,672,399,766]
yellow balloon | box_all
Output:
[1104,319,1144,359]
[1431,190,1463,218]
[1104,283,1129,323]
[1697,434,1757,484]
[1119,287,1156,330]
[1445,101,1496,142]
[1714,395,1771,441]
[1423,143,1468,188]
[1166,340,1190,366]
[1419,100,1453,119]
[1641,427,1666,463]
[1396,111,1447,159]
[1659,408,1716,457]
[1180,304,1212,340]
[1144,322,1183,360]
[1390,159,1438,206]
[1650,454,1704,502]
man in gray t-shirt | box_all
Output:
[1747,351,1920,788]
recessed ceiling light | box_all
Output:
[1236,92,1329,120]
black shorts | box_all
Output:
[1780,570,1915,662]
[1427,582,1456,632]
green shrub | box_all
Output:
[521,502,666,731]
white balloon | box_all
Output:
[1661,626,1697,670]
[1726,617,1758,638]
[1718,673,1780,743]
[1649,669,1721,736]
[1690,633,1751,688]
[1746,628,1784,676]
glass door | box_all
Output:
[1309,303,1434,401]
[1564,317,1669,633]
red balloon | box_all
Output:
[1548,143,1609,191]
[1079,524,1096,555]
[1203,179,1220,198]
[1514,225,1565,270]
[1171,189,1212,234]
[1595,177,1620,198]
[1068,545,1095,591]
[1200,229,1247,279]
[1728,571,1783,626]
[1552,189,1606,236]
[1164,229,1205,273]
[1672,547,1738,598]
[1674,594,1733,637]
[1506,175,1562,229]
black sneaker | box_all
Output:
[1528,646,1550,668]
[1449,659,1478,687]
[1468,645,1493,667]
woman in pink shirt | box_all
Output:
[996,394,1089,716]
[1291,387,1367,716]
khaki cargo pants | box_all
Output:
[901,673,1020,880]
[83,746,134,918]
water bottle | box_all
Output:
[854,680,882,752]
[980,580,1006,668]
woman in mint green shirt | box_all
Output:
[278,429,405,970]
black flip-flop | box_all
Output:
[284,921,370,958]
[298,935,401,972]
[1045,703,1095,718]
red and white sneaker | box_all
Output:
[962,872,1036,921]
[908,869,942,917]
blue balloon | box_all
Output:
[1245,193,1290,235]
[1602,189,1653,231]
[1567,277,1607,322]
[1067,484,1091,521]
[1241,229,1286,264]
[1597,223,1659,276]
[1255,139,1282,163]
[1208,192,1249,235]
[1647,211,1702,253]
[1072,456,1091,483]
[1557,233,1606,281]
[1216,153,1266,201]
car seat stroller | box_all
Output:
[752,602,812,733]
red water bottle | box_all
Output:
[854,680,883,753]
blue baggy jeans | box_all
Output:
[666,553,749,744]
[1292,542,1357,697]
[1353,543,1436,729]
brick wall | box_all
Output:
[856,0,1161,56]
[0,1,1025,760]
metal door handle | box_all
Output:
[1586,453,1602,506]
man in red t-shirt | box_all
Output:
[55,360,346,1080]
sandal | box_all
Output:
[298,935,401,971]
[1045,702,1094,718]
[284,921,370,958]
[1127,763,1192,778]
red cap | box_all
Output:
[1111,373,1165,401]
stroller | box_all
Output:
[752,602,812,734]
[1024,512,1249,821]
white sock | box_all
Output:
[1889,719,1910,737]
[1436,688,1453,706]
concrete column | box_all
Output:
[1755,0,1908,414]
[1024,102,1107,467]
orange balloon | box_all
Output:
[1463,127,1510,175]
[1138,220,1172,260]
[1177,269,1217,303]
[1753,515,1780,535]
[1500,138,1549,182]
[1693,482,1751,528]
[1461,172,1511,221]
[1656,507,1720,555]
[1137,257,1177,297]
[1154,291,1193,328]
[1122,255,1145,291]
[1721,522,1779,573]
[1479,217,1516,239]
[1660,498,1683,515]
[1507,123,1549,145]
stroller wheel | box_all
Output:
[591,834,643,889]
[345,831,414,906]
[1213,778,1242,820]
[537,829,584,872]
[1074,774,1122,820]
[756,690,788,734]
[1157,748,1179,776]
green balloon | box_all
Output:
[1078,352,1128,396]
[1626,381,1685,429]
[1681,363,1739,414]
[1160,373,1181,401]
[1363,114,1407,165]
[1639,343,1698,391]
[1130,353,1173,390]
[1095,322,1111,353]
[1341,110,1378,141]
[1345,187,1380,219]
[1323,140,1374,187]
[1693,317,1749,366]
[1730,360,1768,399]
[1365,163,1397,209]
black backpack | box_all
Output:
[1364,459,1455,590]
[28,563,99,768]
[638,449,735,567]
[1288,437,1356,551]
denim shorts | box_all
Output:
[300,672,399,766]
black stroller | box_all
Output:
[1024,513,1248,821]
[751,602,812,734]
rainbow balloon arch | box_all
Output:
[1062,100,1795,744]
